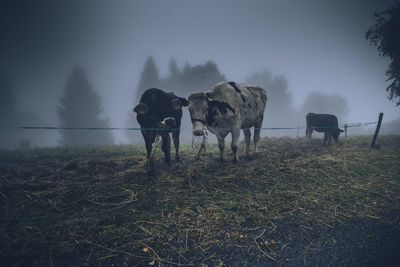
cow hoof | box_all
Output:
[232,158,238,164]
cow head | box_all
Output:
[188,92,209,136]
[188,92,236,136]
[333,128,344,142]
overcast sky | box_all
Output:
[1,0,398,144]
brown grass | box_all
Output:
[0,135,399,266]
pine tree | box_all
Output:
[58,67,114,146]
[126,57,161,143]
[135,56,160,101]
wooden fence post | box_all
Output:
[344,124,348,170]
[371,113,384,148]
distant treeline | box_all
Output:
[126,56,353,142]
[1,57,399,149]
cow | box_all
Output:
[133,88,188,166]
[306,113,344,145]
[188,81,267,163]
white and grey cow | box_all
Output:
[188,81,267,163]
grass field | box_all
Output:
[1,135,400,266]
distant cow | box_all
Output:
[306,113,344,145]
[133,88,188,166]
[188,81,267,163]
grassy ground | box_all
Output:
[0,135,399,266]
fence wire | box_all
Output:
[0,121,377,132]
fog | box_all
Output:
[1,0,399,148]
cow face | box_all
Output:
[333,128,344,142]
[188,93,209,136]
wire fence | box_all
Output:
[0,121,377,132]
[0,120,382,170]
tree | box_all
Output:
[300,92,350,123]
[366,3,400,105]
[58,67,114,146]
[126,57,161,143]
[0,77,46,149]
[179,61,226,95]
[0,77,18,149]
[168,58,180,78]
[135,56,160,101]
[246,71,299,133]
[126,58,226,143]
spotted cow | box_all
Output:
[188,81,267,162]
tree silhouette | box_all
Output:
[366,3,400,105]
[126,58,226,143]
[0,77,46,148]
[246,71,299,131]
[58,67,114,146]
[126,57,161,143]
[0,77,17,149]
[168,58,180,79]
[178,61,226,95]
[135,56,160,101]
[300,92,350,123]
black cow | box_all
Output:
[306,113,344,145]
[133,88,188,166]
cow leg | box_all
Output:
[142,131,156,169]
[231,129,240,163]
[172,128,180,162]
[217,135,225,163]
[143,131,156,159]
[328,134,332,145]
[161,133,171,166]
[243,128,251,157]
[254,120,262,153]
[306,127,313,144]
[323,132,328,145]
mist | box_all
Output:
[1,0,399,148]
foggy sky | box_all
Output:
[1,0,399,145]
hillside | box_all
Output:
[1,135,399,266]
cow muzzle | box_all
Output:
[192,120,206,136]
[193,130,205,136]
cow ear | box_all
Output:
[171,98,183,110]
[133,103,148,114]
[179,97,189,107]
[339,129,344,133]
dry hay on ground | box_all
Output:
[0,136,399,266]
